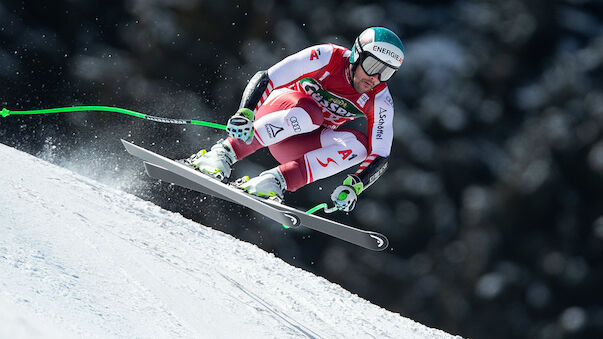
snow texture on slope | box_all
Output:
[0,142,462,339]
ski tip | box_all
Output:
[120,139,141,155]
[120,139,133,147]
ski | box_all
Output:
[121,139,389,251]
[143,162,237,207]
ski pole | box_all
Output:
[281,203,337,229]
[0,106,227,130]
[308,202,339,214]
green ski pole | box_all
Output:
[1,106,226,130]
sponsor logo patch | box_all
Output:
[385,95,393,107]
[300,78,364,119]
[317,157,338,167]
[372,45,403,63]
[265,124,284,138]
[289,116,301,133]
[376,107,388,140]
[338,149,355,160]
[357,94,369,108]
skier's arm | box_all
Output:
[267,44,334,89]
[228,45,336,143]
[330,157,389,212]
[238,70,270,111]
[349,156,389,194]
[227,71,271,144]
[237,44,335,113]
[354,87,394,192]
[331,88,394,211]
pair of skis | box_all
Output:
[121,140,389,251]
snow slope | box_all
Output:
[0,142,461,339]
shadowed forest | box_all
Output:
[1,1,602,338]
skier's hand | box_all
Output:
[331,185,358,212]
[330,175,363,212]
[227,108,254,144]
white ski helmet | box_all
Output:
[349,27,405,82]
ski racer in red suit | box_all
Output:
[186,27,405,212]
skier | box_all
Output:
[186,27,404,212]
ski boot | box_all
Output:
[233,167,287,202]
[185,139,237,181]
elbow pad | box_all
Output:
[239,70,270,110]
[357,156,388,191]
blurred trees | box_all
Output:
[1,0,602,338]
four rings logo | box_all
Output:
[289,116,301,133]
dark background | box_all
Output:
[1,1,602,338]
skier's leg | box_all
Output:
[226,88,324,158]
[271,128,369,192]
[250,88,324,146]
[187,88,322,180]
[233,126,322,199]
[185,139,238,181]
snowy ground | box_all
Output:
[0,142,461,339]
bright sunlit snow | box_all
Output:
[0,142,461,339]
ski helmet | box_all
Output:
[349,27,405,82]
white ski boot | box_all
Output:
[234,167,287,201]
[185,139,237,181]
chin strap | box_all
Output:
[348,63,358,90]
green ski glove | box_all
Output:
[330,175,364,212]
[226,108,255,144]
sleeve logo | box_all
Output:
[357,94,369,108]
[376,107,388,140]
[385,95,393,107]
[265,124,284,138]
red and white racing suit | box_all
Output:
[227,44,395,192]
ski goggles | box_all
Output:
[359,54,398,82]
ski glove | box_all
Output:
[227,108,255,144]
[331,175,364,212]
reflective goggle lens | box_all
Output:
[360,55,397,82]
